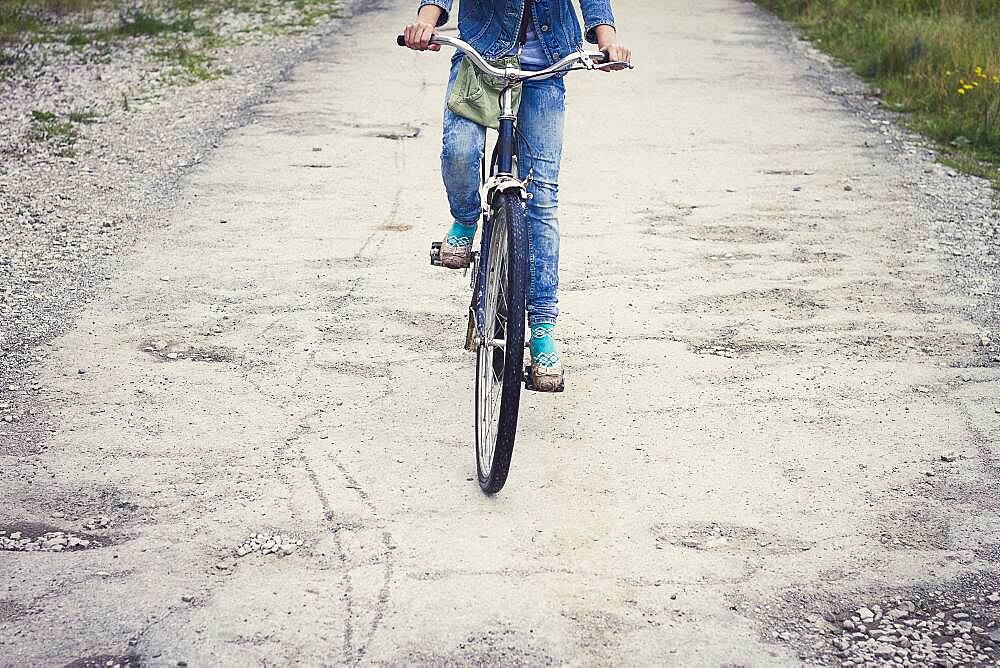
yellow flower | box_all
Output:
[993,76,1000,84]
[957,88,966,95]
[946,70,953,76]
[959,78,966,84]
[964,84,975,90]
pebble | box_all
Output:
[0,528,98,552]
[233,532,303,559]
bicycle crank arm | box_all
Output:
[465,307,478,352]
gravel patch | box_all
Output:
[771,576,1000,667]
[234,532,303,557]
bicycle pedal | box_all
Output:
[430,242,443,267]
[523,366,565,393]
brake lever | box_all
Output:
[597,60,635,71]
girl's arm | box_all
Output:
[582,1,631,71]
[579,0,616,44]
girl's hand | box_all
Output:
[403,6,443,51]
[599,42,632,71]
[403,20,440,51]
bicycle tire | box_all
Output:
[474,191,528,494]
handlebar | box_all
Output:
[396,33,632,81]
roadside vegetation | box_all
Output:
[756,0,1000,188]
[1,0,340,158]
[1,0,340,81]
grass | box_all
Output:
[2,0,338,49]
[115,11,195,37]
[152,43,218,81]
[30,109,80,156]
[756,0,1000,186]
[28,108,102,156]
[0,0,101,44]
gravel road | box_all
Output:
[2,0,1000,665]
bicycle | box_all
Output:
[396,33,631,494]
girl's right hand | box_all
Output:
[403,20,440,51]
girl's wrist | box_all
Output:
[593,24,617,49]
[417,5,443,25]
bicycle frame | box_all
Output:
[465,82,529,351]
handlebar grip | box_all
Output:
[397,35,406,47]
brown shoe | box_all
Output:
[529,361,564,392]
[439,237,473,269]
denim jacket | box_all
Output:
[418,0,616,64]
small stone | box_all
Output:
[986,592,1000,603]
[940,452,958,463]
[181,595,195,603]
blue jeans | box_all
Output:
[442,58,565,327]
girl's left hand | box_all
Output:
[599,43,632,71]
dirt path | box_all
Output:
[3,1,999,665]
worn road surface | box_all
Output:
[4,0,1000,665]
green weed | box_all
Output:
[153,43,218,81]
[68,109,100,123]
[115,11,194,37]
[30,109,78,155]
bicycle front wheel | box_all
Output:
[475,192,528,495]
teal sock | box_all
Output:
[446,221,477,248]
[529,323,560,369]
